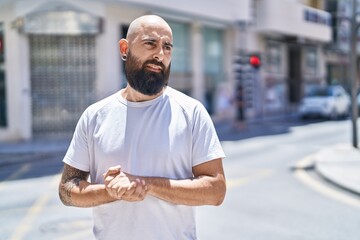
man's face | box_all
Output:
[124,20,173,96]
[125,50,171,96]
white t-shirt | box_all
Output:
[63,87,225,240]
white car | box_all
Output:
[298,85,351,120]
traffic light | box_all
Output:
[234,55,247,82]
[233,52,261,113]
[249,55,260,69]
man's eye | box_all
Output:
[145,42,155,46]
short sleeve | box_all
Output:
[191,103,226,166]
[63,110,91,172]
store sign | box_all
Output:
[19,10,102,35]
[304,8,331,26]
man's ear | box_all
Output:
[119,39,128,56]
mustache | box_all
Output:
[143,60,166,70]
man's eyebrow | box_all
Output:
[141,37,173,46]
[141,37,157,42]
[164,42,173,48]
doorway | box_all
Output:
[288,46,302,103]
[30,35,96,137]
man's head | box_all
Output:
[119,15,173,96]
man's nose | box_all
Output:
[153,46,164,62]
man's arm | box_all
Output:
[59,163,116,207]
[142,158,226,206]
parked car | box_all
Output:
[298,85,351,120]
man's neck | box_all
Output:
[121,85,165,102]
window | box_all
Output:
[337,19,350,52]
[305,47,317,76]
[120,25,129,88]
[203,27,224,114]
[266,41,281,73]
[308,0,321,9]
[203,27,224,83]
[0,23,7,127]
[167,21,190,73]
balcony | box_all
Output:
[119,0,252,23]
[255,0,332,42]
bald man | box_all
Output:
[59,15,226,240]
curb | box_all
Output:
[0,139,70,166]
[314,144,360,196]
[0,151,66,167]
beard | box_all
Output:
[125,51,171,96]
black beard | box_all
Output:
[125,52,171,96]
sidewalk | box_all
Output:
[313,144,360,195]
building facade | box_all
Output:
[323,0,360,92]
[0,0,253,141]
[0,0,333,141]
[241,0,332,118]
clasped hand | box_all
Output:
[103,165,147,202]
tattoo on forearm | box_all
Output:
[60,179,78,206]
[59,164,89,206]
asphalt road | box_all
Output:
[198,119,360,240]
[0,118,359,240]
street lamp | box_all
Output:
[350,0,359,148]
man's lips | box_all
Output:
[146,64,163,72]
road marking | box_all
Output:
[0,163,31,192]
[227,178,248,189]
[7,163,31,181]
[292,155,314,169]
[294,156,360,209]
[9,174,61,240]
[9,193,51,240]
[227,169,273,189]
[55,229,94,240]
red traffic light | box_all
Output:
[249,55,260,68]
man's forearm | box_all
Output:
[143,174,226,206]
[59,163,117,207]
[59,179,116,208]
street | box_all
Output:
[1,119,360,240]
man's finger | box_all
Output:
[141,179,148,191]
[104,175,116,186]
[116,184,129,199]
[133,179,144,198]
[103,165,121,178]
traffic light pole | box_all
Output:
[350,0,359,148]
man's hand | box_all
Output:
[103,166,147,202]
